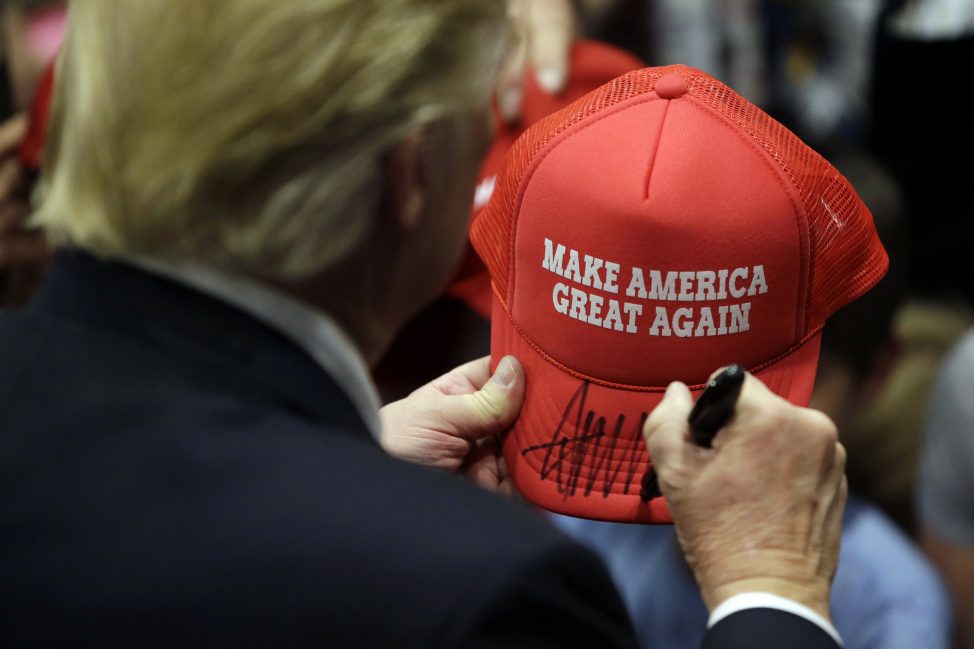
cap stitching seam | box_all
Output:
[643,99,671,201]
[501,93,813,388]
[680,93,810,344]
[507,93,667,310]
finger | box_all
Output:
[706,365,733,383]
[496,39,526,122]
[498,474,526,501]
[428,356,492,396]
[736,371,778,402]
[812,439,845,507]
[821,442,847,508]
[462,437,504,492]
[498,451,509,484]
[526,0,574,93]
[832,440,847,477]
[818,439,846,519]
[817,452,847,580]
[714,372,788,446]
[436,355,525,441]
[643,381,693,466]
[497,1,528,123]
[496,477,515,498]
[497,452,521,500]
[714,372,784,430]
[0,114,28,157]
[791,406,839,460]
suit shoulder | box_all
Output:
[156,422,605,646]
[247,422,574,564]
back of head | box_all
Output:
[32,0,509,281]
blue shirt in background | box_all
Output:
[551,493,950,649]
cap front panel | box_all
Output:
[511,95,804,388]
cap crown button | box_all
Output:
[656,73,688,99]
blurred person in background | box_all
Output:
[918,328,974,649]
[856,0,974,535]
[374,36,647,402]
[871,0,974,305]
[551,148,950,649]
[837,281,973,533]
[0,0,63,307]
[556,0,884,145]
[0,1,850,647]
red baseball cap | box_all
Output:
[448,40,644,317]
[470,64,888,524]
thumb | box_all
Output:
[439,356,525,441]
[527,0,573,94]
[643,381,696,471]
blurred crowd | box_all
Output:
[379,1,974,648]
[1,1,972,648]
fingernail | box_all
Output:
[536,66,565,94]
[708,366,730,382]
[492,356,516,389]
[499,86,522,122]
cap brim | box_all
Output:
[490,291,821,524]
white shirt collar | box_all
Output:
[127,257,383,441]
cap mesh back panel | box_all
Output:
[470,64,888,334]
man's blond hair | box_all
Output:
[33,0,509,280]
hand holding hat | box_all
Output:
[380,356,526,496]
[644,372,846,622]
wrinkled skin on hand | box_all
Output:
[379,355,525,495]
[644,373,846,621]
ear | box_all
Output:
[384,135,427,231]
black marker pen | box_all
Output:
[639,364,746,502]
[686,363,746,448]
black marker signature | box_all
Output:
[520,381,648,498]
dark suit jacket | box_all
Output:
[0,252,838,648]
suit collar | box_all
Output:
[127,255,382,440]
[31,250,378,441]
